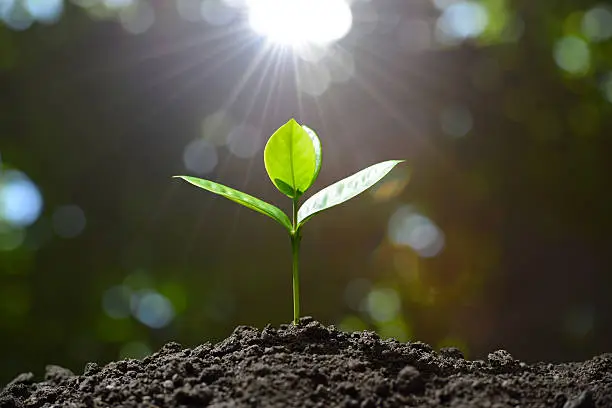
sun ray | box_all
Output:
[114,24,251,73]
[218,42,275,113]
[109,34,261,148]
[59,22,251,89]
[290,53,305,121]
[228,46,286,199]
[257,47,290,123]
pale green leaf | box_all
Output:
[264,119,321,198]
[297,160,404,226]
[174,176,292,232]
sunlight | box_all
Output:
[247,0,352,47]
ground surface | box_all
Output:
[1,317,611,407]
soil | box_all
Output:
[1,317,611,408]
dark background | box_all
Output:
[1,0,611,385]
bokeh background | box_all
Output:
[2,0,612,385]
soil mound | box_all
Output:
[1,317,611,407]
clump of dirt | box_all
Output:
[1,317,610,407]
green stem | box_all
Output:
[291,198,301,325]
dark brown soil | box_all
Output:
[1,317,611,408]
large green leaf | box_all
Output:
[174,176,292,232]
[297,160,404,226]
[264,119,322,199]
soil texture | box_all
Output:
[1,317,611,407]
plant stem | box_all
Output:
[291,198,301,325]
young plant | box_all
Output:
[175,119,403,324]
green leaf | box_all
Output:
[174,176,292,232]
[297,160,404,226]
[302,124,322,187]
[264,119,322,198]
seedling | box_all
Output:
[175,119,403,324]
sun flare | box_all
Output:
[246,0,353,47]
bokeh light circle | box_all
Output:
[0,1,34,30]
[436,1,488,42]
[119,1,155,34]
[52,204,87,239]
[0,171,43,228]
[131,290,175,329]
[554,36,590,76]
[227,124,262,159]
[365,287,401,323]
[582,6,612,42]
[201,0,236,26]
[440,105,473,137]
[388,206,445,258]
[183,139,218,175]
[24,0,64,23]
